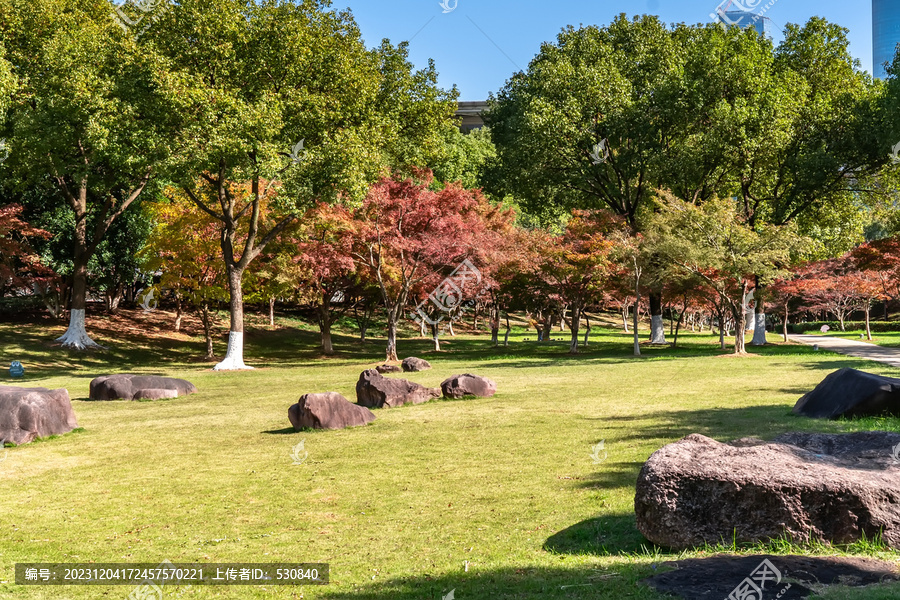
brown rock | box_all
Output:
[793,368,900,419]
[355,369,440,408]
[89,374,197,401]
[440,374,497,399]
[634,432,900,550]
[288,392,376,430]
[376,364,401,374]
[642,554,898,600]
[0,386,78,445]
[401,357,432,372]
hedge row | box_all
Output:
[789,321,900,333]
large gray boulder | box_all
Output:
[0,386,78,445]
[355,369,440,408]
[793,368,900,419]
[89,374,197,401]
[401,357,431,372]
[440,374,497,399]
[289,392,375,430]
[634,432,900,550]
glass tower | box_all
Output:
[874,0,900,79]
[720,11,774,39]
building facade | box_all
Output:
[455,101,488,133]
[874,0,900,79]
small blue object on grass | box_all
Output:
[9,361,24,378]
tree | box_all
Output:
[140,191,228,360]
[0,203,51,298]
[488,14,686,345]
[157,0,457,369]
[352,174,491,361]
[647,193,801,355]
[852,237,900,315]
[293,203,356,355]
[1,0,184,348]
[534,211,616,354]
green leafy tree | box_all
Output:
[646,193,803,355]
[156,0,457,370]
[0,0,185,348]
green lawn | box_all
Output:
[1,310,899,599]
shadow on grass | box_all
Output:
[262,427,298,435]
[319,563,663,600]
[543,513,653,557]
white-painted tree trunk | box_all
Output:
[751,313,768,345]
[650,315,667,344]
[214,331,253,371]
[56,309,103,349]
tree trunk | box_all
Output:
[214,266,252,370]
[541,318,552,343]
[865,303,872,340]
[649,292,667,344]
[669,305,675,336]
[319,295,334,355]
[633,270,642,357]
[838,312,846,331]
[718,309,726,350]
[733,284,751,354]
[269,297,275,328]
[56,252,103,349]
[782,300,790,342]
[201,303,215,360]
[622,304,629,333]
[559,305,567,331]
[672,296,687,348]
[386,317,399,362]
[504,314,511,347]
[583,313,590,347]
[431,323,440,351]
[751,283,767,345]
[175,294,183,332]
[568,305,581,354]
[448,319,455,336]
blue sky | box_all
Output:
[336,0,874,101]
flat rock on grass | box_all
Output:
[793,368,900,419]
[0,386,78,445]
[401,357,431,372]
[375,364,401,374]
[355,369,440,409]
[288,392,375,430]
[440,374,497,399]
[89,374,198,401]
[642,554,899,599]
[634,432,900,550]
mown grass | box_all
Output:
[0,309,898,599]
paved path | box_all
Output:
[789,334,900,369]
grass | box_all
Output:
[0,308,899,599]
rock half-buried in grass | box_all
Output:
[288,392,376,430]
[641,554,899,600]
[89,374,198,401]
[355,369,440,408]
[401,357,431,372]
[440,374,497,399]
[0,386,78,445]
[634,432,900,550]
